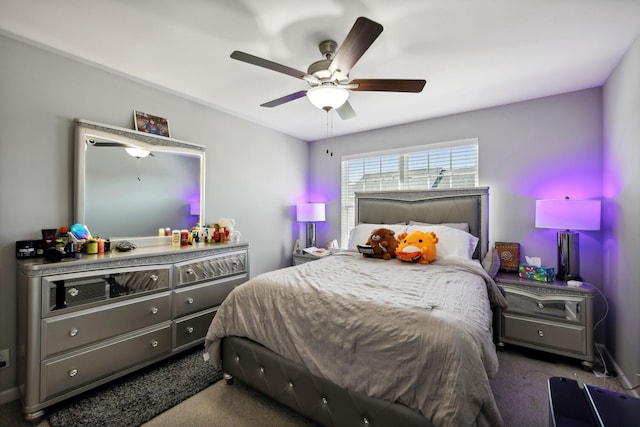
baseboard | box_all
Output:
[595,343,639,398]
[0,386,20,405]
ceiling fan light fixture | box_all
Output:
[307,85,349,110]
[125,147,151,158]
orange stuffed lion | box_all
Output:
[395,230,439,264]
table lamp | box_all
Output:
[296,203,325,248]
[535,197,601,281]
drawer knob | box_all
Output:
[538,330,545,337]
[69,328,79,337]
[150,307,159,315]
[151,340,159,348]
[186,326,194,334]
[537,302,545,309]
[187,297,194,304]
[150,274,158,282]
[68,287,79,297]
[68,368,78,377]
[186,268,195,275]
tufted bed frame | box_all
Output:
[220,187,490,427]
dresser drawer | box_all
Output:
[174,309,216,349]
[42,292,171,357]
[41,324,171,400]
[502,287,585,324]
[501,313,585,354]
[175,251,247,287]
[43,265,171,314]
[173,276,244,317]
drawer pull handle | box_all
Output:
[538,330,545,337]
[151,340,159,348]
[68,287,79,297]
[186,326,194,334]
[187,297,194,304]
[68,368,78,377]
[537,302,544,309]
[186,268,195,275]
[150,274,158,282]
[150,307,159,315]
[69,328,79,337]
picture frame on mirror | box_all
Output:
[133,110,170,137]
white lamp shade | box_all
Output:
[296,203,326,222]
[535,199,601,230]
[125,147,151,158]
[307,86,349,110]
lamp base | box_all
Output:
[556,231,581,281]
[305,223,316,248]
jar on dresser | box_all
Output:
[16,242,249,423]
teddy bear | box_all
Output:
[395,230,439,264]
[357,228,398,260]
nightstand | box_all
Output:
[495,272,595,368]
[292,252,327,266]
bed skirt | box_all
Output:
[221,336,434,427]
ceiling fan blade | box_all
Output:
[336,101,356,120]
[329,17,383,77]
[350,79,426,93]
[231,51,320,84]
[260,90,308,108]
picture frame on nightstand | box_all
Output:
[495,242,520,272]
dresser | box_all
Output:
[494,272,595,368]
[16,242,249,422]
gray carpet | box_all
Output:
[47,347,223,427]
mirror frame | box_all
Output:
[74,118,206,245]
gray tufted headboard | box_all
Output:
[354,187,489,260]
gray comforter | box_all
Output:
[205,252,506,426]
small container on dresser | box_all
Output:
[494,272,595,369]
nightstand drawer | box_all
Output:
[503,287,584,324]
[502,314,585,354]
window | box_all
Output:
[340,138,479,247]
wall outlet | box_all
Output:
[0,349,9,369]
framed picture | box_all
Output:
[133,111,170,137]
[495,242,520,272]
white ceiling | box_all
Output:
[1,0,639,141]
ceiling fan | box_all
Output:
[230,16,426,120]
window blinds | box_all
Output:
[340,139,479,247]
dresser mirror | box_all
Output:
[74,119,205,241]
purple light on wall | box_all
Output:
[189,202,200,216]
[535,199,601,230]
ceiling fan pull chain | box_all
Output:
[329,110,334,156]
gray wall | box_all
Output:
[310,89,604,287]
[603,35,640,387]
[0,34,307,399]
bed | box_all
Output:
[204,187,507,427]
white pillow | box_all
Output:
[408,220,470,233]
[347,223,407,251]
[406,224,478,259]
